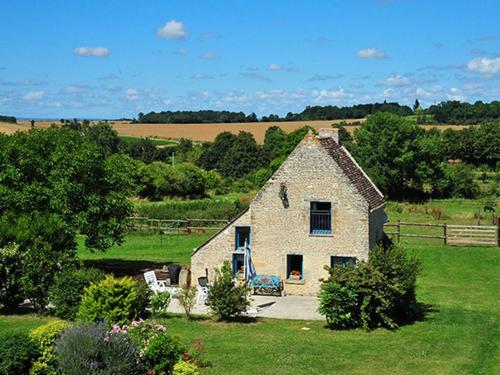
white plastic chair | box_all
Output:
[196,284,209,305]
[144,271,170,293]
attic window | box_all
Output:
[310,201,332,235]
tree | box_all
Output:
[219,132,263,178]
[0,127,133,251]
[351,113,432,199]
[198,131,238,171]
[413,99,420,112]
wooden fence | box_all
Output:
[384,220,499,247]
[127,216,228,234]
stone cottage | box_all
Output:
[191,128,385,295]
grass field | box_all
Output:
[0,120,472,143]
[118,135,177,146]
[2,242,498,374]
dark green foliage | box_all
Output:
[296,102,413,120]
[198,132,238,171]
[138,161,207,199]
[427,100,500,124]
[0,244,23,312]
[85,123,121,158]
[0,115,16,123]
[218,131,263,178]
[318,244,420,330]
[441,164,480,198]
[206,261,250,321]
[0,332,38,375]
[48,267,105,320]
[262,126,286,161]
[76,276,150,326]
[138,110,254,123]
[21,238,78,312]
[56,322,140,375]
[141,333,184,374]
[0,127,133,251]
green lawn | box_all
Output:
[77,231,213,267]
[2,242,498,374]
[118,135,177,146]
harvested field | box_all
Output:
[1,120,472,143]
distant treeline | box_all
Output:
[0,115,16,123]
[134,100,500,125]
[426,100,500,124]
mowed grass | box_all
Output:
[118,135,177,146]
[77,231,213,267]
[1,242,498,374]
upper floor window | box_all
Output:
[310,201,332,235]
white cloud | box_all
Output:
[191,73,213,80]
[156,20,187,40]
[268,63,282,71]
[311,88,353,103]
[74,46,109,58]
[467,57,500,74]
[356,48,386,59]
[63,86,83,94]
[23,91,44,100]
[175,48,188,56]
[125,88,140,101]
[377,74,412,87]
[201,52,217,60]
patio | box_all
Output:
[167,294,323,321]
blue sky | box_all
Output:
[0,0,499,118]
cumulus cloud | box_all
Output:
[467,57,500,74]
[268,63,282,71]
[356,48,386,59]
[311,88,353,103]
[74,46,110,58]
[23,91,44,100]
[156,20,187,40]
[377,74,412,87]
[200,52,217,60]
[125,88,140,101]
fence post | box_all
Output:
[497,217,500,247]
[444,222,447,245]
[396,220,401,243]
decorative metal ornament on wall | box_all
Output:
[279,183,289,208]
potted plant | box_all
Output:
[289,270,301,281]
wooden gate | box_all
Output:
[446,225,498,246]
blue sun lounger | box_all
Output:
[250,274,283,296]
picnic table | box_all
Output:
[250,274,284,297]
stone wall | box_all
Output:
[191,135,385,295]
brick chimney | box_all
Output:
[318,128,339,144]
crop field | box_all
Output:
[0,120,471,143]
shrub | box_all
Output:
[126,320,184,374]
[0,243,23,312]
[178,286,197,320]
[173,360,200,375]
[56,322,140,375]
[318,244,420,330]
[142,332,184,374]
[149,291,171,318]
[206,261,250,321]
[21,238,77,313]
[317,276,358,329]
[0,332,38,375]
[48,267,105,320]
[29,320,71,375]
[76,276,150,326]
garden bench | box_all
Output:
[250,275,284,297]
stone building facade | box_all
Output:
[191,128,385,295]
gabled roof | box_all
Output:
[319,137,384,210]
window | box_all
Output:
[287,254,303,280]
[232,253,245,278]
[330,256,356,268]
[310,201,332,234]
[235,226,250,250]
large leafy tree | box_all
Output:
[0,127,133,251]
[351,113,441,199]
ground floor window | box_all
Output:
[287,254,303,280]
[232,253,245,278]
[330,256,356,268]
